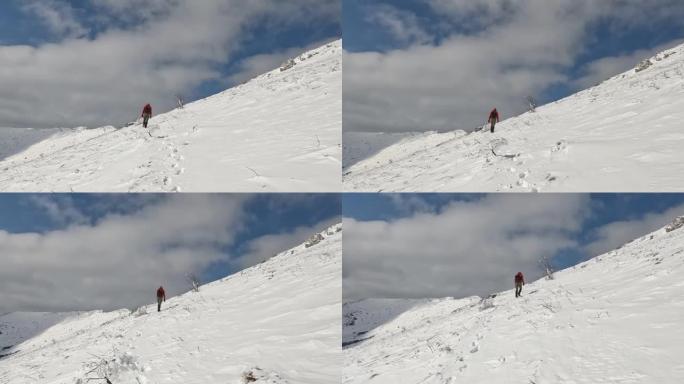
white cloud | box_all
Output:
[344,0,684,133]
[424,0,518,31]
[0,195,249,313]
[583,203,684,257]
[90,0,179,24]
[343,194,591,300]
[365,4,432,46]
[22,0,88,39]
[0,0,338,128]
[28,195,89,225]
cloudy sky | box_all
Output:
[343,0,684,133]
[0,193,340,313]
[343,193,684,301]
[0,0,339,129]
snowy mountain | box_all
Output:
[0,224,342,384]
[343,218,684,383]
[0,40,341,192]
[344,42,684,192]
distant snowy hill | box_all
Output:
[344,42,684,192]
[343,218,684,383]
[0,224,341,384]
[0,40,341,192]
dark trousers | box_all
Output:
[157,297,163,312]
[490,121,496,133]
[515,283,523,297]
[143,113,151,128]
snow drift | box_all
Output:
[344,42,684,192]
[0,224,342,384]
[0,40,341,192]
[343,217,684,383]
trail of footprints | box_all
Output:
[131,124,195,192]
[489,138,569,192]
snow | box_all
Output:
[344,43,684,192]
[0,224,342,384]
[343,218,684,383]
[0,40,341,192]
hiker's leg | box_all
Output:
[490,122,495,133]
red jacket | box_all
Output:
[156,286,165,300]
[488,109,499,122]
[514,272,524,285]
[142,104,152,116]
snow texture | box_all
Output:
[343,219,684,383]
[344,43,684,192]
[0,40,341,192]
[0,224,342,384]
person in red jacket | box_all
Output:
[514,272,525,298]
[156,286,166,312]
[488,108,500,133]
[141,103,152,129]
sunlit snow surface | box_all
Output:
[0,225,341,384]
[0,40,341,192]
[344,43,684,192]
[343,222,684,383]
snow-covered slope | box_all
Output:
[0,224,342,384]
[0,40,341,192]
[344,43,684,192]
[343,218,684,383]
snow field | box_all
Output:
[344,43,684,192]
[0,40,341,192]
[0,224,342,384]
[343,219,684,383]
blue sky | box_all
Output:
[343,193,684,300]
[0,0,340,128]
[0,193,340,312]
[343,0,684,133]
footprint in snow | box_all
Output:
[551,140,568,154]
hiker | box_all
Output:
[488,108,500,133]
[514,272,525,298]
[141,103,152,128]
[156,286,166,312]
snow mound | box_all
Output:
[344,42,684,192]
[0,40,341,192]
[343,220,684,383]
[0,224,342,384]
[665,216,684,232]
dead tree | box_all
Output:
[186,273,200,292]
[526,96,537,112]
[539,255,554,280]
